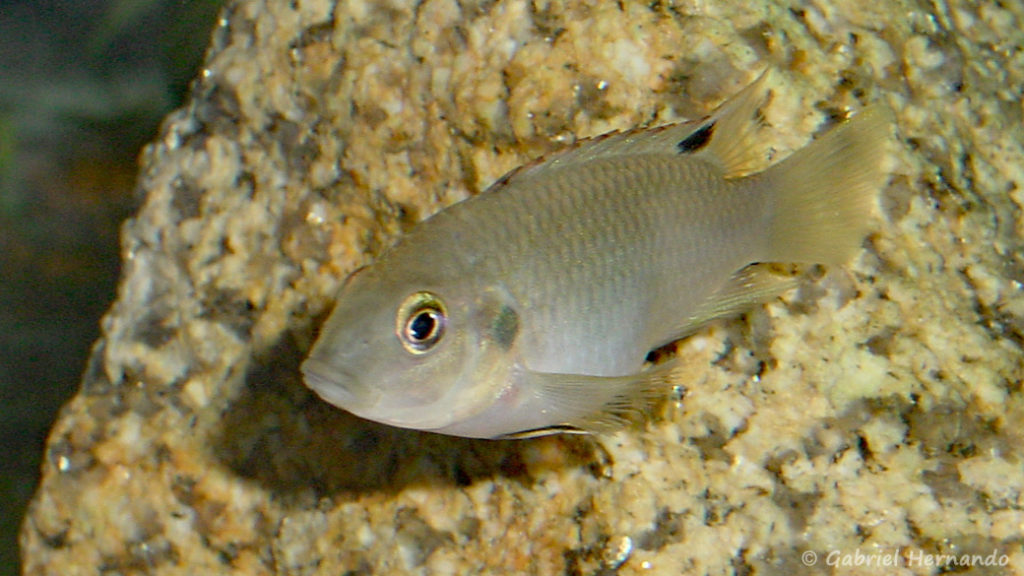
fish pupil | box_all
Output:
[410,311,437,341]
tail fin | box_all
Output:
[760,106,892,265]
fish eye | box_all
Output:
[396,292,447,354]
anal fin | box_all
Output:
[513,361,679,437]
[676,263,799,339]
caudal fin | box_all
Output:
[761,106,892,265]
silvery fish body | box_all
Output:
[302,72,889,438]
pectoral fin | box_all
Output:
[499,362,678,438]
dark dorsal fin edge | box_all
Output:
[676,121,717,154]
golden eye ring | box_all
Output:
[396,292,447,354]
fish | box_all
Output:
[302,71,890,439]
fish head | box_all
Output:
[302,259,520,434]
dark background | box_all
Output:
[0,1,223,572]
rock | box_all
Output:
[21,0,1024,574]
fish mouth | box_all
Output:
[301,357,378,412]
[302,357,458,432]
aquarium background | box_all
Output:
[0,1,222,572]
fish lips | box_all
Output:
[301,357,380,414]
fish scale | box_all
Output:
[493,158,761,375]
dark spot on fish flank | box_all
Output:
[676,121,716,154]
[491,305,519,349]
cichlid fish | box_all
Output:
[302,71,889,439]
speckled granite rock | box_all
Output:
[20,0,1024,574]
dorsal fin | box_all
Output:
[675,121,716,153]
[487,122,703,190]
[488,69,772,191]
[696,69,772,178]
